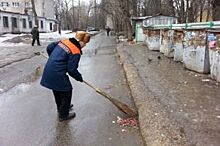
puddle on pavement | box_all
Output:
[0,83,31,106]
[0,65,42,95]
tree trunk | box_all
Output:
[213,0,220,20]
[199,2,204,22]
[126,17,133,41]
[72,0,75,30]
[181,0,185,23]
[78,0,81,29]
[132,0,137,16]
[168,0,175,16]
[125,0,132,40]
[206,1,211,21]
[31,0,38,26]
[186,0,189,22]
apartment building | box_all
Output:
[0,0,56,34]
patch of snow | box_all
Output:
[0,83,31,106]
[40,30,76,41]
[0,30,76,46]
[0,33,24,43]
[0,42,27,47]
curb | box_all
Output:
[117,44,190,146]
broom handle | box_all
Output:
[83,81,98,91]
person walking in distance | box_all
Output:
[106,27,111,36]
[31,25,41,46]
[40,32,90,122]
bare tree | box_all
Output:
[99,0,137,40]
[85,0,93,29]
[206,0,212,21]
[54,0,63,33]
[213,0,220,20]
[30,0,38,26]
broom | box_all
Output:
[35,52,138,117]
[83,81,137,117]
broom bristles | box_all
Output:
[96,88,137,117]
[84,81,137,117]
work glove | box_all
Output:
[76,75,83,82]
[78,77,83,82]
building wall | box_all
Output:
[0,0,27,14]
[0,11,56,34]
[0,0,54,19]
[44,0,54,19]
[46,20,56,32]
[0,12,13,33]
[19,14,31,33]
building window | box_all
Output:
[12,2,20,7]
[29,21,32,28]
[3,16,9,28]
[50,23,53,30]
[23,18,26,28]
[1,2,9,7]
[25,2,30,8]
[11,17,17,28]
[41,20,43,29]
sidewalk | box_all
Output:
[117,43,220,146]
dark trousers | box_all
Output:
[52,90,72,118]
[32,38,40,46]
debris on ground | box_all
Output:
[202,79,210,82]
[117,35,127,42]
[121,129,126,132]
[128,40,136,45]
[116,116,138,127]
[147,58,152,63]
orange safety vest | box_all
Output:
[58,39,81,55]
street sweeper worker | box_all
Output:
[40,31,90,122]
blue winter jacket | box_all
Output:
[40,38,83,91]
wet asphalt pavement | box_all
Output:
[0,33,144,146]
